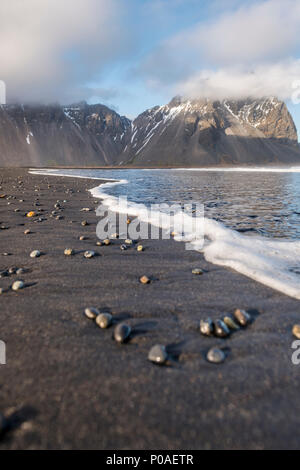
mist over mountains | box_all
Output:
[0,96,299,167]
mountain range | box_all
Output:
[0,96,299,167]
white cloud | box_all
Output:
[178,61,300,101]
[140,0,300,101]
[0,0,130,103]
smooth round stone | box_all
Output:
[137,245,143,252]
[120,244,127,251]
[12,280,25,291]
[84,307,100,319]
[80,208,91,212]
[214,319,230,338]
[64,248,75,256]
[26,211,35,218]
[223,315,240,330]
[140,275,150,284]
[96,241,103,246]
[14,208,20,212]
[148,345,168,364]
[200,318,214,336]
[16,268,25,275]
[192,268,203,275]
[30,250,41,258]
[81,220,89,226]
[125,239,133,245]
[292,324,300,339]
[103,239,111,245]
[234,309,251,327]
[8,267,17,274]
[79,236,86,241]
[207,347,225,364]
[114,323,131,343]
[96,313,113,329]
[24,229,31,235]
[84,250,95,259]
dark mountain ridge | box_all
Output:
[0,97,299,167]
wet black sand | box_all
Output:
[0,168,300,450]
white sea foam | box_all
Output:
[29,168,300,300]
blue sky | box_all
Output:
[1,0,300,138]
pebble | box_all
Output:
[96,241,102,246]
[292,324,300,339]
[223,315,240,330]
[140,275,150,284]
[125,239,133,245]
[234,309,251,327]
[137,245,143,252]
[192,268,203,275]
[14,208,20,212]
[114,323,131,343]
[64,248,75,256]
[84,307,99,319]
[120,244,127,251]
[8,267,17,274]
[103,239,111,246]
[30,250,41,258]
[80,208,91,212]
[110,233,119,239]
[84,250,95,259]
[214,319,230,338]
[207,347,226,364]
[148,345,168,364]
[12,280,25,291]
[96,313,113,329]
[81,220,89,226]
[24,229,31,235]
[79,236,86,241]
[26,211,35,218]
[16,268,25,275]
[200,317,214,336]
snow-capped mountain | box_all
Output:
[118,96,300,166]
[0,96,299,167]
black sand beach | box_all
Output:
[0,168,300,450]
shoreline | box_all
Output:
[1,168,300,449]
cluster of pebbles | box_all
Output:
[200,309,252,364]
[0,265,29,294]
[84,307,169,365]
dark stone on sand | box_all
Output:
[207,347,226,364]
[214,319,230,338]
[96,313,113,329]
[148,345,168,364]
[200,318,214,336]
[114,323,131,343]
[234,309,251,326]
